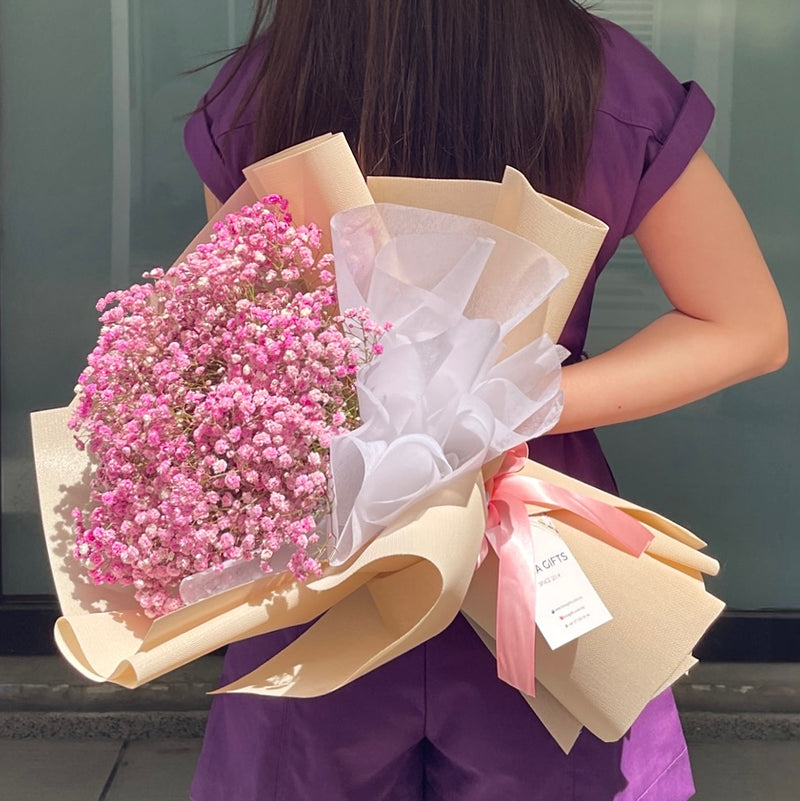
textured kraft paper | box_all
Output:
[33,131,720,747]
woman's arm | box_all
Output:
[550,148,788,435]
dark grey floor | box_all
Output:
[3,738,800,800]
[0,738,198,801]
[689,741,800,801]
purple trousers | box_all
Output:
[191,613,694,800]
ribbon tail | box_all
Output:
[490,499,538,697]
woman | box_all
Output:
[184,2,787,799]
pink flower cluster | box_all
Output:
[69,196,386,618]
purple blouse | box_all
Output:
[185,18,713,801]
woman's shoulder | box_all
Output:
[592,17,701,145]
[184,38,266,201]
[582,17,715,237]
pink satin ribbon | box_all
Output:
[483,443,654,697]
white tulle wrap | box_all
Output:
[328,203,568,565]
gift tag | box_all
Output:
[531,516,612,650]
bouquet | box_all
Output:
[67,190,569,621]
[32,133,724,753]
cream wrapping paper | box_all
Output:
[32,132,721,751]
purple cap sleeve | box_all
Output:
[623,80,714,235]
[184,93,235,203]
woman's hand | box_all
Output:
[550,148,788,435]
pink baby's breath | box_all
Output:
[69,197,386,618]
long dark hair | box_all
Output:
[223,0,603,202]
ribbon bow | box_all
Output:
[483,443,655,697]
